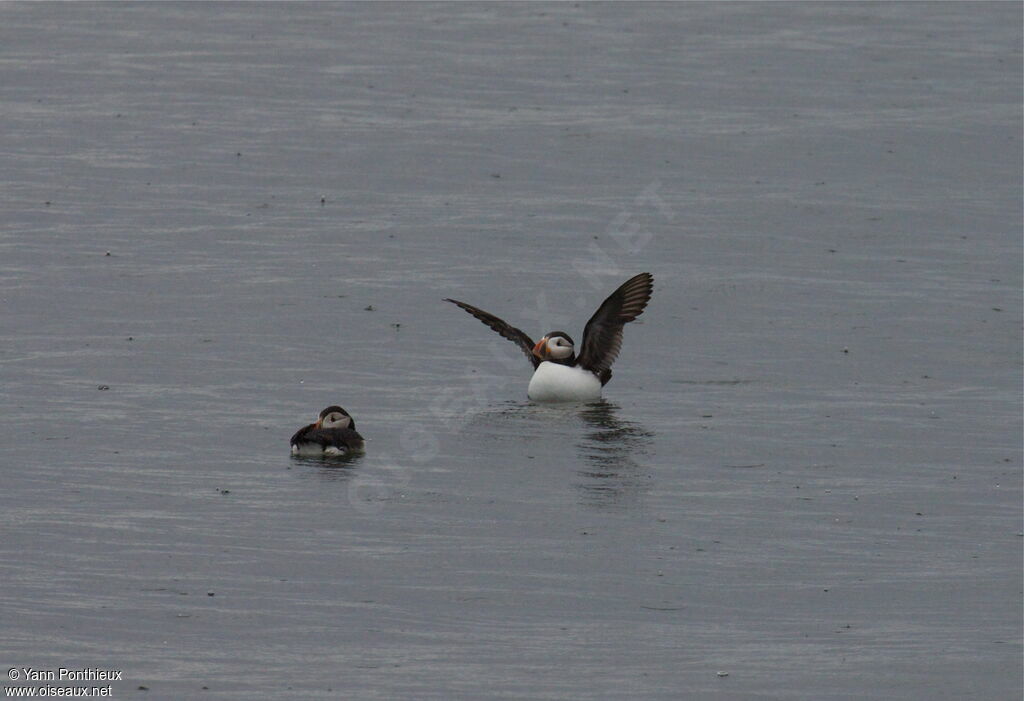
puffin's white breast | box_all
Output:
[527,362,602,402]
[291,443,346,457]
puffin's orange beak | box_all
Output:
[532,337,548,359]
[314,419,323,429]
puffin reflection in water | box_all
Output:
[290,406,365,457]
[445,272,653,402]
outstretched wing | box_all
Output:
[577,272,653,378]
[444,298,539,369]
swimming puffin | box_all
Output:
[445,272,653,402]
[290,406,365,457]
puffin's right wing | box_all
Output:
[444,298,540,369]
[576,272,654,379]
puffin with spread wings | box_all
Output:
[445,272,653,402]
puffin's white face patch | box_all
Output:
[547,337,573,360]
[321,413,351,429]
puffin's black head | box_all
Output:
[532,331,576,365]
[317,405,355,430]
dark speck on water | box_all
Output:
[1,3,1020,700]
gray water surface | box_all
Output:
[1,3,1021,699]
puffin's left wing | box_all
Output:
[577,272,653,380]
[444,298,540,369]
